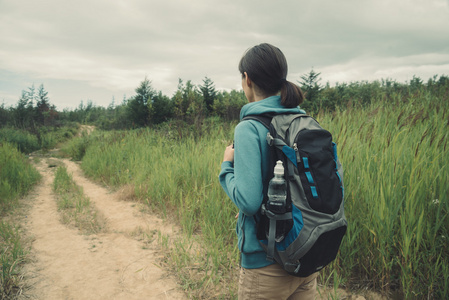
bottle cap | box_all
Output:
[274,160,284,176]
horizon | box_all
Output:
[1,71,446,111]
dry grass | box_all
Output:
[117,184,139,202]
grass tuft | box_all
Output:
[53,166,106,234]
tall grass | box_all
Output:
[0,143,41,298]
[0,222,26,297]
[80,120,239,297]
[316,92,449,298]
[0,143,41,213]
[79,91,448,298]
[59,132,92,161]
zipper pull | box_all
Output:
[293,143,301,164]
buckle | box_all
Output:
[266,133,274,146]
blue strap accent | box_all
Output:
[305,171,314,184]
[303,157,309,169]
[336,170,342,183]
[274,205,304,251]
[335,171,344,198]
[332,142,338,162]
[282,146,297,167]
[310,186,318,198]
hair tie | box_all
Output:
[280,78,287,85]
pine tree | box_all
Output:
[27,84,37,107]
[199,76,216,113]
[15,89,35,129]
[298,69,323,112]
[0,103,12,127]
[149,92,173,124]
[126,77,156,127]
[36,84,50,125]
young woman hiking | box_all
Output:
[219,43,318,299]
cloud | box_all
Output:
[1,0,448,108]
[318,53,449,85]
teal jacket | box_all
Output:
[219,95,305,269]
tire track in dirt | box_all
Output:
[23,157,187,299]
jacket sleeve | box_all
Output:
[219,121,264,216]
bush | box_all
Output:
[0,128,39,154]
[38,125,78,151]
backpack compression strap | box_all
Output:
[261,205,292,261]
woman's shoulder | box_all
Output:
[235,118,268,142]
[236,118,258,132]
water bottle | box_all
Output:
[267,160,287,214]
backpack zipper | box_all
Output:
[293,143,301,164]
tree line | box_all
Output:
[0,84,58,131]
[1,72,448,132]
[0,76,248,131]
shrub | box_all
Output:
[0,143,41,214]
[0,128,39,154]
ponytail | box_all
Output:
[280,80,304,108]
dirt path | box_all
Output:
[22,157,187,299]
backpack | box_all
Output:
[242,113,347,277]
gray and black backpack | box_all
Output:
[243,113,347,277]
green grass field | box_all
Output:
[2,81,446,298]
[73,89,448,298]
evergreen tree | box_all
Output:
[0,103,11,127]
[14,89,35,129]
[183,80,205,124]
[211,90,246,120]
[149,92,173,124]
[126,77,156,127]
[36,84,50,125]
[27,84,38,107]
[172,79,187,120]
[199,76,216,113]
[298,69,323,112]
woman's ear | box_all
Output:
[242,71,256,103]
[243,72,252,88]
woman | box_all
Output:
[219,43,318,299]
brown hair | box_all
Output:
[238,43,304,107]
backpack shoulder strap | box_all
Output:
[241,114,274,129]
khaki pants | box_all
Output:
[238,264,318,300]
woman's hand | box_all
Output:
[223,144,234,163]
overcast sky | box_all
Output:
[1,0,448,110]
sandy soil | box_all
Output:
[76,125,95,137]
[22,157,187,299]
